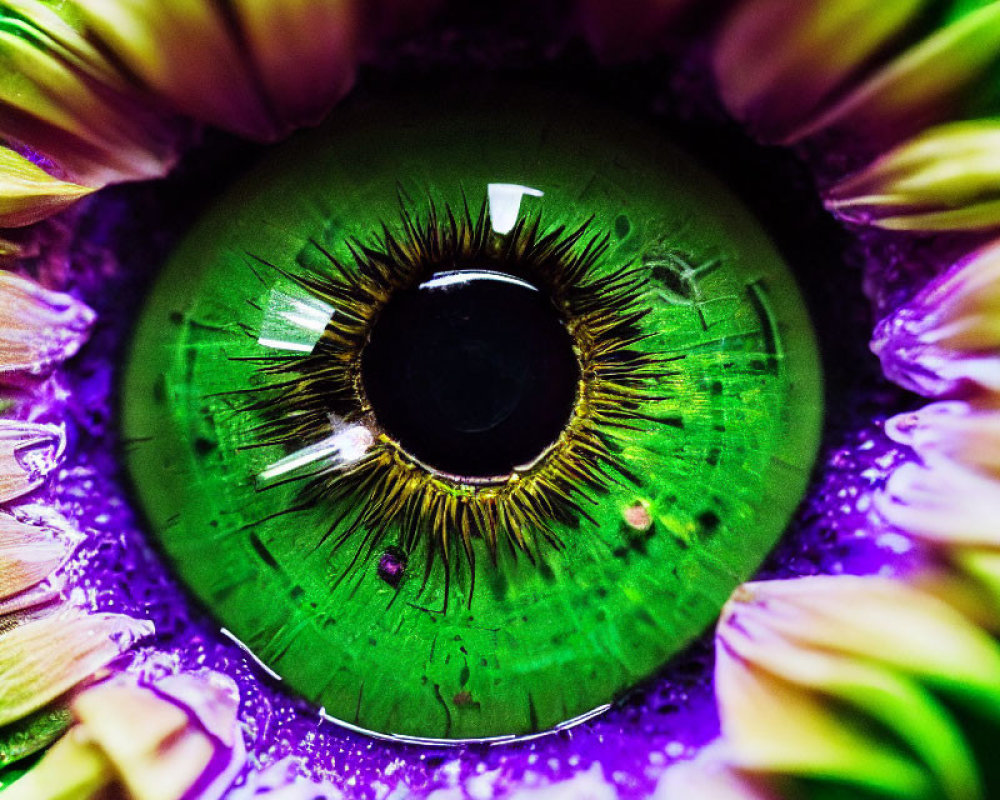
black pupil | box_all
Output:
[361,270,580,478]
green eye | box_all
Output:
[121,89,824,742]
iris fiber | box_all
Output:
[241,200,664,565]
[122,89,823,740]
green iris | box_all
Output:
[121,89,823,741]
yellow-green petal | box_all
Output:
[721,607,982,799]
[726,577,1000,715]
[826,121,1000,231]
[0,236,20,259]
[714,0,928,142]
[918,550,1000,635]
[0,726,111,800]
[72,0,362,142]
[0,19,179,186]
[716,643,932,798]
[910,241,1000,352]
[70,0,271,139]
[0,147,92,227]
[953,550,1000,627]
[0,609,153,726]
[789,2,1000,145]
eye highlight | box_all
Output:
[120,88,824,742]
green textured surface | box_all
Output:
[0,706,69,769]
[122,90,823,741]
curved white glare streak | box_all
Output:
[419,269,538,292]
[487,183,544,235]
[257,415,374,484]
[257,287,335,354]
[219,627,282,682]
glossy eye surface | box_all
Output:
[121,88,823,741]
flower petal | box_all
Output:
[826,121,1000,231]
[0,272,94,376]
[72,0,362,142]
[73,674,242,800]
[0,420,65,504]
[0,513,71,602]
[877,459,1000,547]
[715,643,932,797]
[721,603,981,799]
[724,577,1000,713]
[788,2,1000,146]
[954,549,1000,615]
[0,574,62,615]
[873,239,1000,394]
[0,147,93,228]
[0,8,181,186]
[886,400,1000,476]
[0,236,21,259]
[2,0,136,82]
[915,549,1000,636]
[713,0,926,142]
[902,240,1000,352]
[0,608,153,727]
[231,0,360,131]
[4,672,243,800]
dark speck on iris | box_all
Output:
[377,548,407,587]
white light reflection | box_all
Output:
[487,183,544,235]
[220,627,283,682]
[257,287,335,354]
[419,270,537,292]
[257,414,374,484]
[314,701,613,747]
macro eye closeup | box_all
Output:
[2,2,1000,800]
[121,88,823,742]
